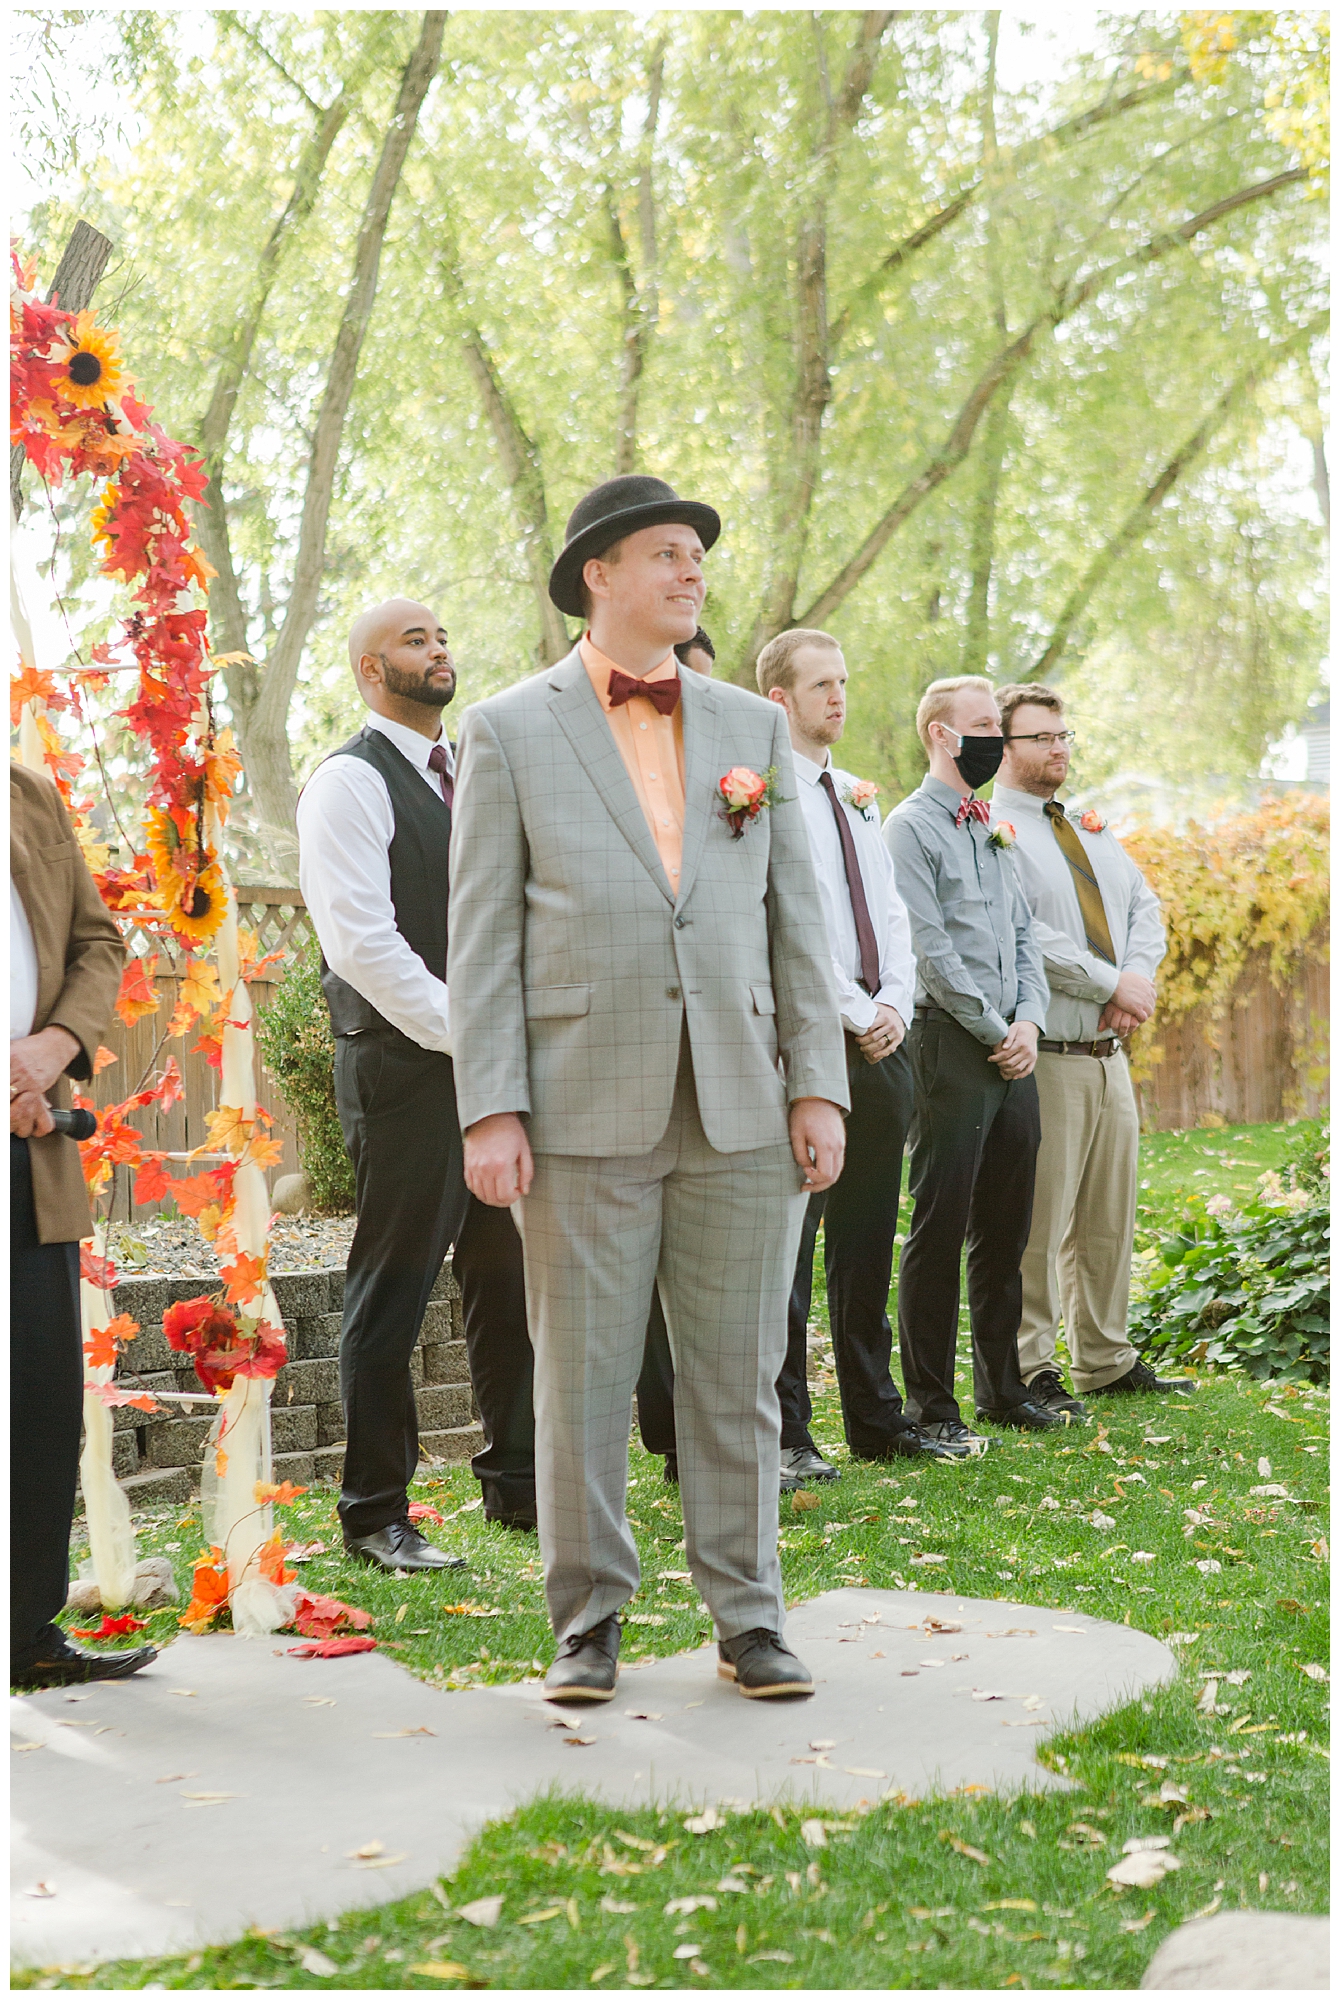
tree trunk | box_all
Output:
[795,168,1309,634]
[611,36,667,475]
[736,10,893,682]
[962,13,1009,676]
[193,81,356,736]
[439,221,570,666]
[240,10,447,876]
[1032,315,1325,679]
[11,220,113,519]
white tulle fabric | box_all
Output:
[78,1224,139,1608]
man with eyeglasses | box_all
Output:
[993,683,1188,1417]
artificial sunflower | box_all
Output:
[52,310,126,412]
[164,859,228,946]
[144,805,193,898]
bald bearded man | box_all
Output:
[297,601,536,1570]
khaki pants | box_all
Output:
[1017,1047,1139,1393]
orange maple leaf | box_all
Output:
[92,1045,118,1074]
[244,1134,285,1172]
[221,1250,266,1306]
[82,1313,139,1370]
[179,959,222,1019]
[114,955,159,1026]
[179,1549,230,1632]
[133,1153,172,1204]
[10,664,65,724]
[257,1530,295,1587]
[255,1481,308,1506]
[168,1172,223,1219]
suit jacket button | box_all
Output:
[666,986,681,1000]
[674,916,687,929]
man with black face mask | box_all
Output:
[298,600,537,1570]
[883,677,1059,1453]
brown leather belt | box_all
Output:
[1037,1035,1120,1058]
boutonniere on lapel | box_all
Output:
[842,779,881,820]
[1077,808,1107,833]
[718,765,783,840]
[988,820,1017,852]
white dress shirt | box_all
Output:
[990,783,1167,1041]
[10,875,38,1039]
[793,749,916,1035]
[297,712,456,1055]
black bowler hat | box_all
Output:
[548,474,720,617]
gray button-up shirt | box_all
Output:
[990,783,1166,1041]
[883,774,1049,1047]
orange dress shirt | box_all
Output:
[580,635,687,890]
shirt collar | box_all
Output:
[580,633,679,712]
[991,783,1050,820]
[920,772,973,817]
[366,710,449,772]
[792,749,830,787]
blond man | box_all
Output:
[994,683,1188,1408]
[883,677,1059,1451]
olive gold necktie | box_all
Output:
[1044,802,1116,964]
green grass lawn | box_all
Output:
[23,1122,1329,1991]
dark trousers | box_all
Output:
[780,1041,916,1455]
[898,1013,1040,1424]
[10,1136,84,1667]
[334,1031,534,1539]
[635,1291,678,1457]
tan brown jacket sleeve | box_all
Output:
[10,765,125,1243]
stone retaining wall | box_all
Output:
[97,1265,481,1510]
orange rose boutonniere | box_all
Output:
[988,820,1017,852]
[718,765,783,839]
[1077,808,1107,833]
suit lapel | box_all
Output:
[545,650,675,903]
[674,671,723,911]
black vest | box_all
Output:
[318,725,451,1038]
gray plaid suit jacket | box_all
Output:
[448,645,849,1156]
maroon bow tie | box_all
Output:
[955,796,990,828]
[607,666,681,715]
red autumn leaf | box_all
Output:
[69,1612,148,1640]
[257,1530,295,1588]
[179,1548,230,1633]
[83,1323,120,1369]
[167,1171,225,1218]
[255,1480,308,1506]
[114,954,159,1026]
[79,1243,119,1290]
[92,1044,118,1074]
[134,1153,172,1204]
[407,1502,446,1526]
[287,1636,377,1659]
[289,1591,375,1639]
[88,1385,161,1413]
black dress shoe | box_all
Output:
[1089,1358,1196,1396]
[663,1453,679,1486]
[778,1443,839,1489]
[1027,1369,1089,1421]
[12,1637,158,1689]
[344,1518,466,1572]
[853,1428,956,1463]
[717,1629,813,1699]
[976,1397,1067,1432]
[544,1614,621,1702]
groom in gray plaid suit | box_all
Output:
[449,475,849,1702]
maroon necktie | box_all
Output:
[606,666,682,715]
[955,795,989,828]
[818,770,881,995]
[428,742,453,810]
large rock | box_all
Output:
[1142,1911,1329,1990]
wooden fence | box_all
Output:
[89,887,314,1220]
[1133,945,1329,1133]
[92,893,1327,1222]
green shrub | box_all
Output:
[254,949,355,1214]
[1130,1122,1330,1383]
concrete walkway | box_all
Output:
[11,1588,1175,1970]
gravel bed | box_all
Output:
[105,1213,356,1279]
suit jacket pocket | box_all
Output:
[524,984,592,1020]
[749,983,776,1015]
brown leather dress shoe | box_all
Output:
[12,1636,158,1689]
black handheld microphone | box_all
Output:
[49,1107,98,1141]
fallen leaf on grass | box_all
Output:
[1120,1910,1157,1932]
[791,1490,821,1513]
[409,1963,470,1981]
[1300,1663,1328,1682]
[984,1900,1037,1912]
[800,1820,827,1848]
[665,1896,717,1915]
[1190,1895,1223,1920]
[600,1897,637,1914]
[517,1906,563,1925]
[297,1948,339,1977]
[673,1943,705,1959]
[456,1895,503,1928]
[1173,1808,1213,1832]
[1107,1850,1180,1888]
[940,1833,992,1865]
[1061,1822,1107,1849]
[684,1808,726,1834]
[749,1950,794,1963]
